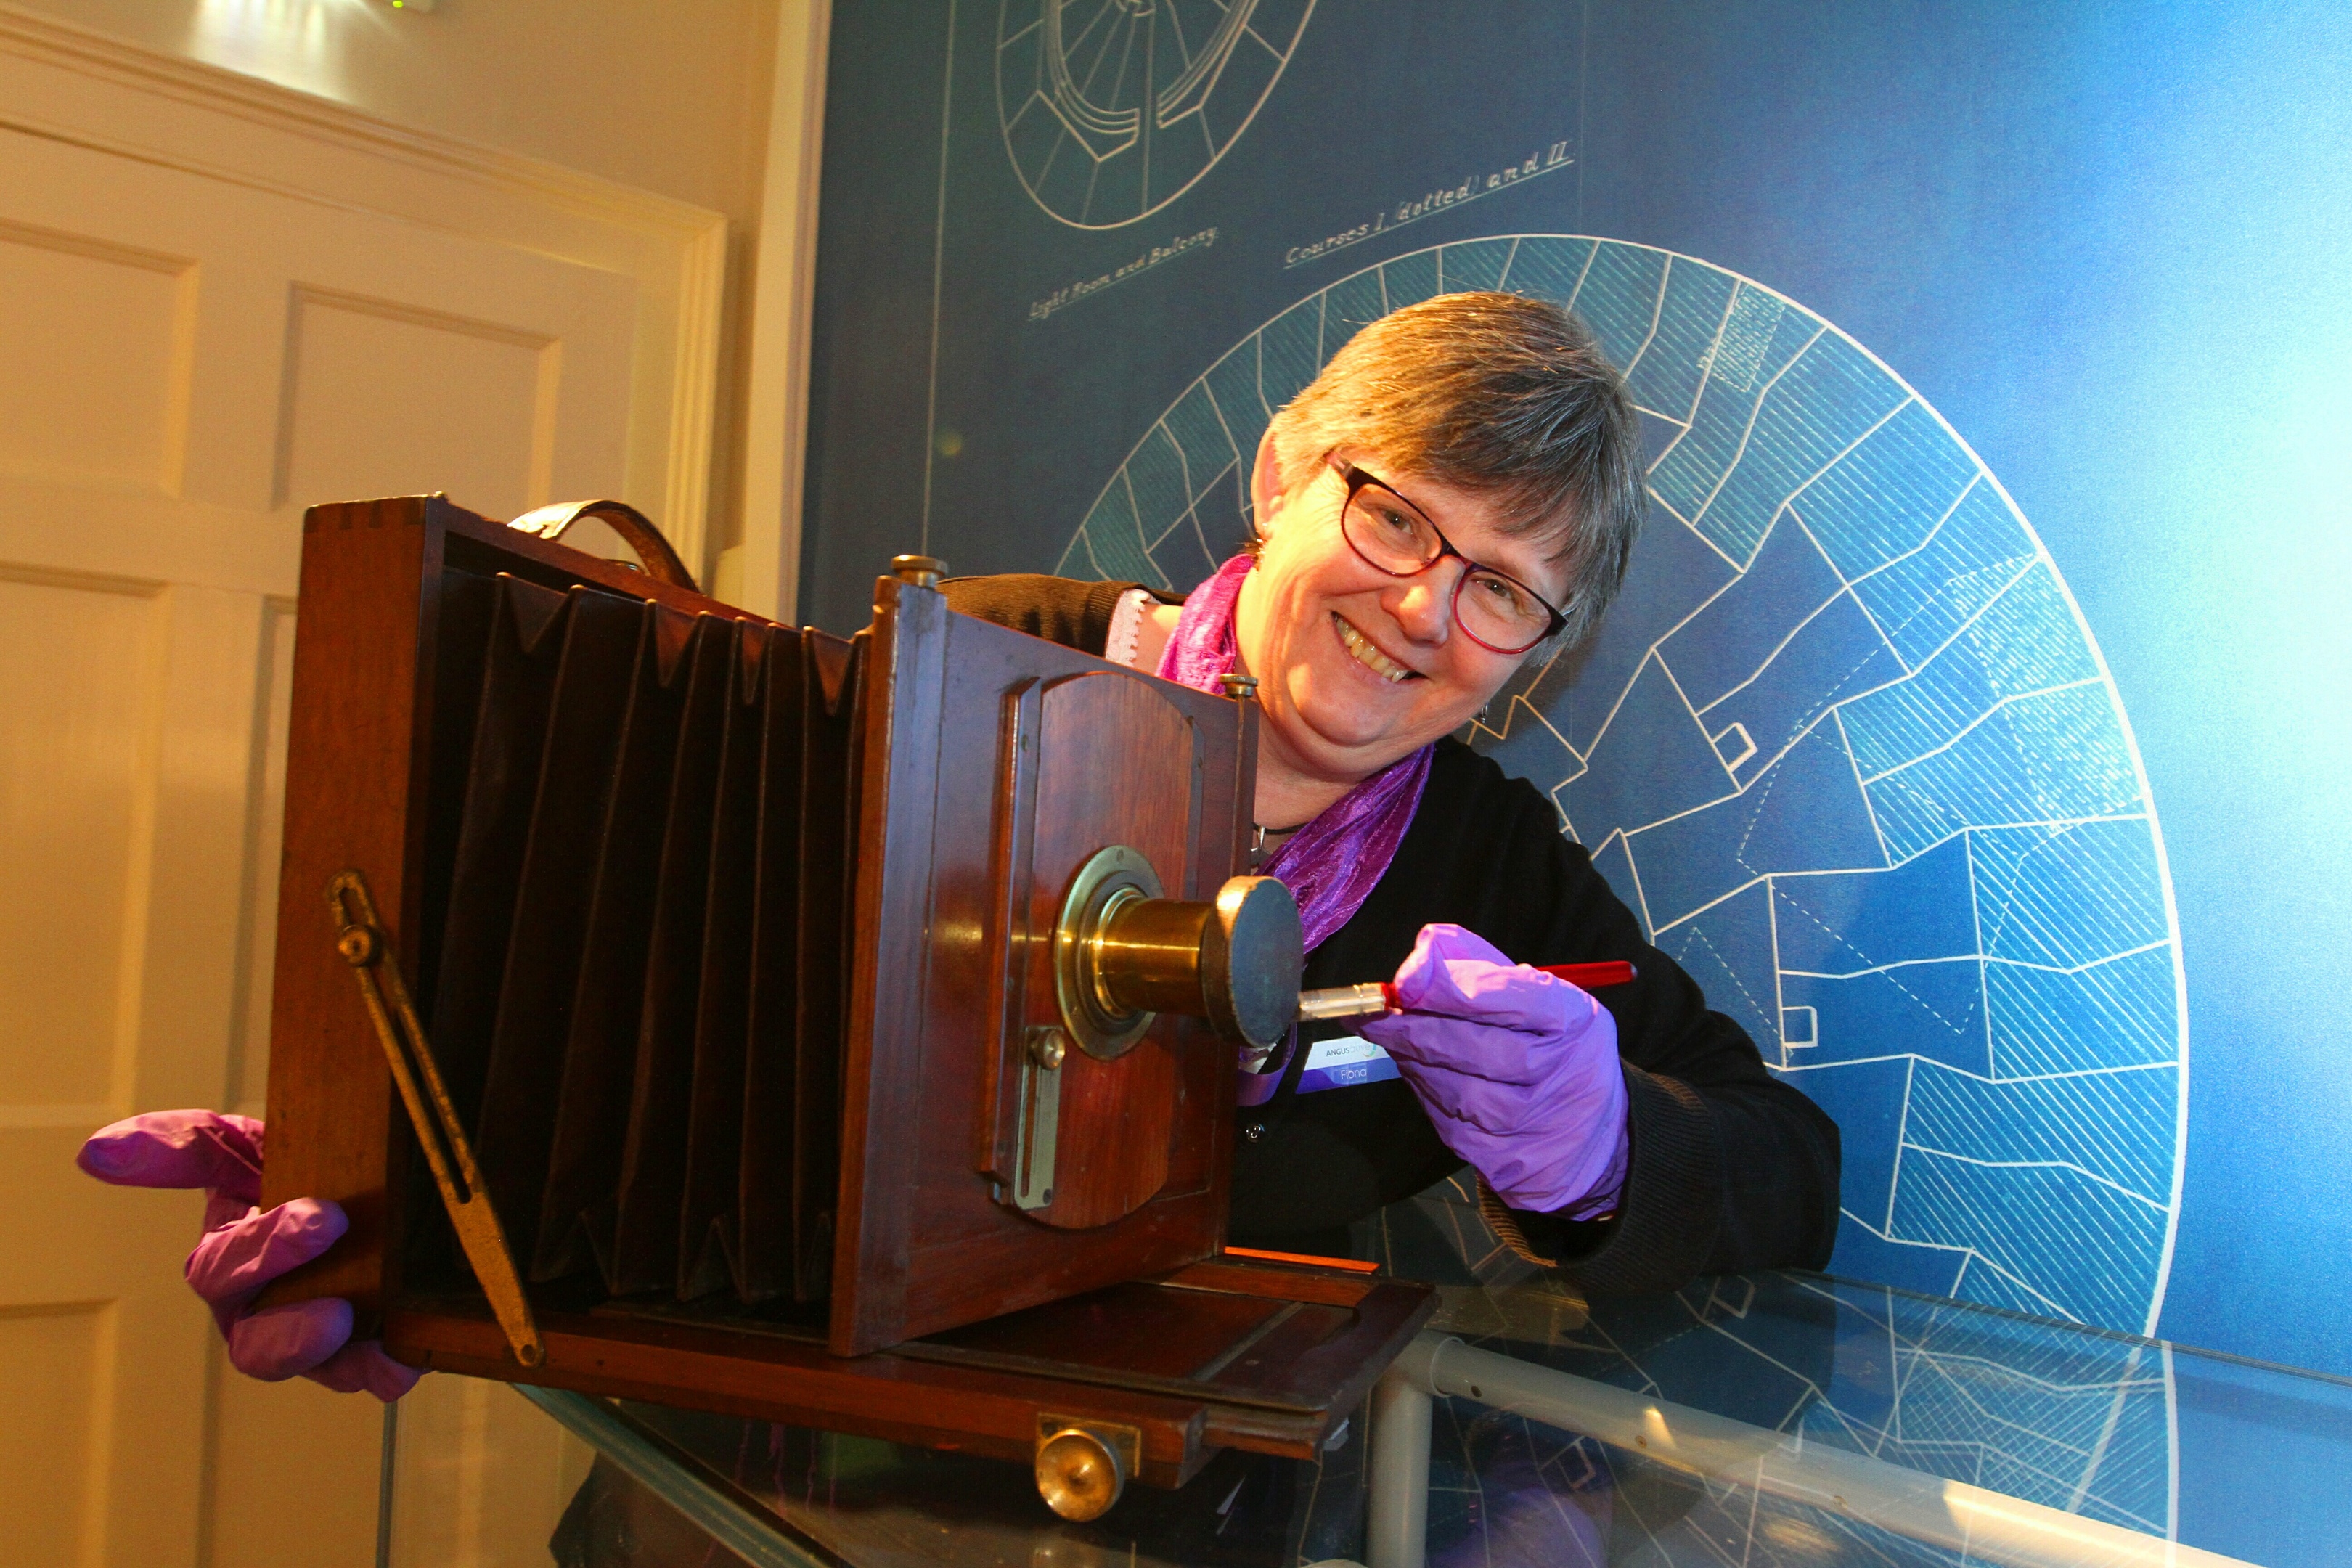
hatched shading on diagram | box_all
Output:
[997,0,1315,229]
[1058,236,2185,1342]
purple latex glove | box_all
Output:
[1360,924,1630,1217]
[77,1110,421,1400]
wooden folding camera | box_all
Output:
[260,496,1432,1516]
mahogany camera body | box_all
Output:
[258,496,1430,1513]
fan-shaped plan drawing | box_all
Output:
[997,0,1316,229]
[1058,236,2188,1340]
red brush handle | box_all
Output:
[1535,960,1640,989]
[1375,959,1637,1010]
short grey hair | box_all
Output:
[1265,290,1646,648]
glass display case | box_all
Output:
[380,1248,2352,1568]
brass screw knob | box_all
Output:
[891,554,949,588]
[1217,672,1259,700]
[1034,1427,1124,1521]
[336,926,378,966]
[1029,1029,1068,1070]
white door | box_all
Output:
[0,102,670,1568]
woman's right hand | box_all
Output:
[77,1109,421,1401]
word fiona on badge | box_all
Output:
[1029,227,1219,322]
[1283,139,1572,269]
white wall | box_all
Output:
[9,0,782,219]
[8,0,817,571]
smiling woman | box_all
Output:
[941,291,1840,1294]
[1158,292,1646,827]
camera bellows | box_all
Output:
[420,572,860,1310]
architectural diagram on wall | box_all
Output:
[996,0,1315,228]
[1058,236,2189,1342]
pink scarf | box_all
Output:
[1156,554,1432,954]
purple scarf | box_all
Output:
[1157,554,1432,953]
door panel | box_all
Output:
[0,73,665,1567]
[281,290,557,523]
[0,1300,110,1567]
[0,222,193,489]
[0,573,162,1110]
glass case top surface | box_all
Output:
[474,1262,2352,1568]
[1418,1267,2352,1567]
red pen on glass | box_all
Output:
[1294,960,1638,1023]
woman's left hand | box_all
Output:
[1360,924,1630,1217]
[78,1110,422,1400]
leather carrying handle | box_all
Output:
[505,499,699,594]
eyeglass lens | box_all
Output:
[1341,481,1555,651]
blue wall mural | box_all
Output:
[1061,237,2188,1338]
[797,12,2352,1548]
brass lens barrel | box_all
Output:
[1083,876,1302,1051]
[1093,897,1217,1016]
[1053,848,1305,1056]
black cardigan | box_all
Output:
[944,574,1840,1294]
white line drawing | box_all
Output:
[997,0,1317,229]
[1057,236,2187,1349]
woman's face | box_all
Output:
[1235,439,1568,789]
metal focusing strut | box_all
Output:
[326,870,544,1368]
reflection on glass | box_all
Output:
[384,1177,2352,1567]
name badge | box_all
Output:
[1296,1034,1399,1095]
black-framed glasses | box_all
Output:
[1329,458,1569,655]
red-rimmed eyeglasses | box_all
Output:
[1328,457,1569,656]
